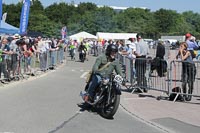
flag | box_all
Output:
[2,12,7,22]
[19,0,31,35]
[0,0,2,21]
[61,26,67,39]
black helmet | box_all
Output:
[106,44,118,56]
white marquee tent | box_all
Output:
[69,31,97,41]
[96,32,137,40]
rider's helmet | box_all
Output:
[106,44,118,56]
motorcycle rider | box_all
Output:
[78,42,87,61]
[83,44,123,102]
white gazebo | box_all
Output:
[69,31,97,41]
[96,32,137,40]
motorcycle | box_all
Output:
[79,50,86,62]
[81,74,123,119]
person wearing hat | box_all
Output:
[10,34,21,78]
[134,34,149,92]
[123,39,136,59]
[13,34,21,39]
[185,33,198,58]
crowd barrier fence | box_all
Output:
[0,49,66,85]
[118,54,200,102]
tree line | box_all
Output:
[2,0,200,39]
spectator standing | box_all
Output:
[0,37,12,82]
[134,34,149,92]
[103,40,109,53]
[177,42,196,101]
[154,41,167,77]
[185,33,198,59]
[49,39,58,69]
[129,38,137,52]
[5,37,13,80]
[57,39,65,63]
[84,40,90,55]
[9,35,20,78]
[128,38,137,59]
[93,41,98,56]
[38,36,47,72]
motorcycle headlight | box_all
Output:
[114,75,123,84]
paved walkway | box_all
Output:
[120,88,200,133]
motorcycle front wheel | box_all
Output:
[100,91,120,119]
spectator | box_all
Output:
[84,40,90,55]
[129,38,137,52]
[177,42,196,101]
[185,33,198,59]
[152,41,167,77]
[37,36,47,72]
[134,34,149,92]
[0,37,12,82]
[156,41,165,59]
[9,35,20,78]
[57,39,65,63]
[49,38,58,69]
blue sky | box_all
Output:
[4,0,200,13]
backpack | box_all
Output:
[189,50,196,59]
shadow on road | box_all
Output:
[77,102,114,120]
[77,102,96,113]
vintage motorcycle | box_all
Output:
[81,74,123,119]
[79,50,86,62]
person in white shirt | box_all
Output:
[38,36,48,71]
[134,34,149,92]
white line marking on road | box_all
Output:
[80,72,88,78]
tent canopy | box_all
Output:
[0,20,19,34]
[69,31,97,40]
[96,32,137,40]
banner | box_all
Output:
[19,0,31,35]
[0,0,2,21]
[61,26,67,39]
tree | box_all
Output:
[2,3,21,27]
[182,11,200,35]
[29,13,62,37]
[77,2,97,15]
[93,6,117,32]
[154,9,180,34]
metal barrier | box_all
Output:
[0,49,66,84]
[118,53,200,102]
[118,54,171,99]
[169,60,200,101]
